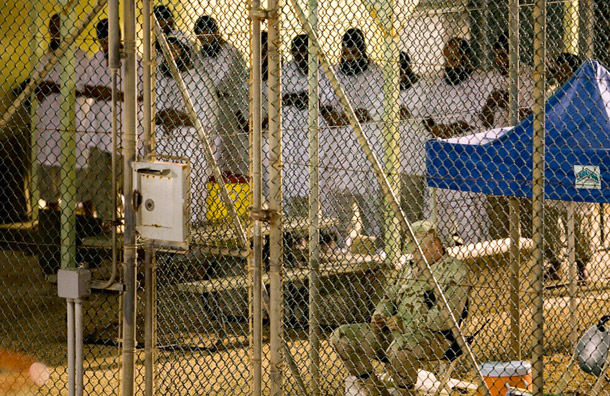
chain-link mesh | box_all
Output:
[3,0,610,395]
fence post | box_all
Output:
[381,0,401,280]
[508,0,522,361]
[307,0,321,392]
[120,0,138,392]
[58,1,77,272]
[531,0,547,394]
[250,1,264,394]
[267,0,284,393]
[141,0,156,395]
[28,0,42,223]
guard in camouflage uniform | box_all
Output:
[330,220,470,395]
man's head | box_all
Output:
[154,5,174,35]
[49,13,61,51]
[194,15,221,52]
[493,32,509,76]
[553,52,583,86]
[291,34,308,73]
[341,28,367,62]
[340,28,368,75]
[95,19,110,53]
[443,37,474,85]
[406,220,444,263]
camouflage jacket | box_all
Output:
[374,255,469,332]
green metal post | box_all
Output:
[59,6,77,270]
[28,1,42,222]
[382,0,401,269]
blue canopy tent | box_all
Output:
[425,60,610,364]
[426,60,610,203]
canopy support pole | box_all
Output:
[567,202,578,346]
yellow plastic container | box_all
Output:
[206,173,250,222]
[478,361,532,396]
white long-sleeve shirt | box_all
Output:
[85,50,144,153]
[320,61,385,194]
[155,68,219,224]
[34,48,90,168]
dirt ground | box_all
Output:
[2,244,610,395]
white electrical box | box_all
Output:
[133,161,190,249]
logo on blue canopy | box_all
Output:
[575,165,601,189]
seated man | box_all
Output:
[331,220,470,395]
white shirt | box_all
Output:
[34,48,90,168]
[155,68,218,224]
[320,61,384,194]
[85,50,144,153]
[280,60,331,200]
[194,40,247,98]
[421,70,494,134]
[399,79,431,176]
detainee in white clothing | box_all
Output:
[421,37,495,245]
[34,14,91,207]
[320,28,384,249]
[155,38,219,225]
[194,16,248,175]
[85,19,145,221]
[398,51,431,225]
[281,34,332,216]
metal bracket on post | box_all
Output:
[248,7,277,21]
[250,208,280,224]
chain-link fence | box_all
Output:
[2,0,610,395]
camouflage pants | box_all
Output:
[330,323,450,389]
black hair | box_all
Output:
[153,5,173,21]
[96,19,109,39]
[291,34,308,54]
[342,28,366,55]
[194,15,219,35]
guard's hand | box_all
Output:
[371,313,387,331]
